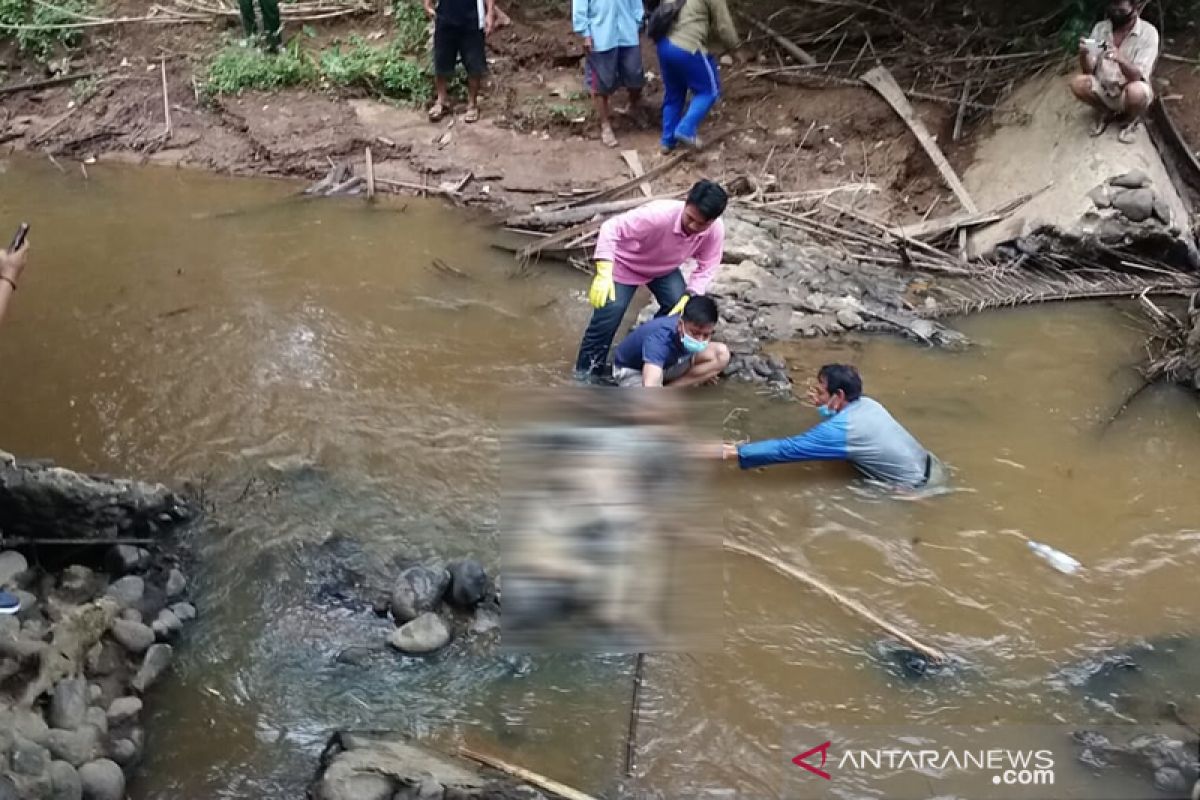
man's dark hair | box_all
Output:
[686,180,729,221]
[818,364,862,402]
[682,295,719,326]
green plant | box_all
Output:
[319,36,430,102]
[204,38,318,96]
[70,74,99,103]
[391,0,429,53]
[0,0,91,61]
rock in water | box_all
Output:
[390,566,450,623]
[106,697,142,726]
[1109,169,1149,189]
[48,760,82,800]
[447,560,488,608]
[105,545,147,576]
[104,576,144,609]
[151,609,182,641]
[50,678,89,730]
[11,736,50,776]
[169,602,196,622]
[0,550,28,587]
[389,613,451,654]
[108,739,138,767]
[131,644,173,693]
[165,569,186,599]
[78,759,124,800]
[110,619,155,654]
[45,726,101,767]
[1112,188,1156,222]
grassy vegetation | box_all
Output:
[204,39,319,95]
[202,0,436,101]
[319,36,431,101]
[0,0,91,61]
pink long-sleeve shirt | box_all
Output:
[593,200,725,294]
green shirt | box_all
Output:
[667,0,738,55]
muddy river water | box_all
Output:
[1,156,1198,799]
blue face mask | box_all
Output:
[681,332,709,354]
[817,404,837,418]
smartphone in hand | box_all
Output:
[9,223,29,253]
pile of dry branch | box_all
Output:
[738,0,1070,136]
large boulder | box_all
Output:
[389,566,450,623]
[446,560,488,609]
[389,613,451,655]
[313,734,486,800]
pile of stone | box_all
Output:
[0,545,196,800]
[1073,729,1199,798]
[1087,170,1176,235]
[630,210,966,394]
[384,559,498,656]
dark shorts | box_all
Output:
[433,22,487,77]
[585,45,645,96]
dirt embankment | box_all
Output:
[0,0,958,216]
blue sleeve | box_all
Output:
[737,418,849,469]
[571,0,589,36]
[641,327,674,367]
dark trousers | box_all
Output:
[574,268,687,376]
[239,0,281,48]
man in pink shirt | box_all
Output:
[574,179,728,381]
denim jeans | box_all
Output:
[574,268,687,377]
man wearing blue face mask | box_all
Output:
[611,295,730,387]
[721,364,942,489]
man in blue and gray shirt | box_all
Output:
[722,364,942,489]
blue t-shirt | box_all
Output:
[613,316,689,371]
[736,397,933,487]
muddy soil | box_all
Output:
[0,1,954,216]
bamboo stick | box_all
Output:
[459,748,600,800]
[724,540,949,664]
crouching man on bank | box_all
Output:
[721,364,943,490]
[611,295,730,387]
[1069,0,1159,144]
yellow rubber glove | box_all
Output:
[588,260,616,309]
[668,294,690,316]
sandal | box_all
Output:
[600,124,618,148]
[1089,113,1112,137]
[1118,119,1142,144]
[463,105,480,123]
[428,101,448,122]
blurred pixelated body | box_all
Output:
[499,387,723,653]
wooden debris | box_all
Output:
[566,127,740,209]
[364,146,375,199]
[725,540,949,665]
[459,748,600,800]
[0,71,96,96]
[742,14,818,66]
[159,58,172,140]
[860,65,978,215]
[303,162,352,196]
[505,194,672,230]
[620,149,653,198]
[624,651,646,778]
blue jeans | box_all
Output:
[656,39,721,147]
[574,269,687,377]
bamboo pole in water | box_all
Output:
[458,748,600,800]
[724,540,949,664]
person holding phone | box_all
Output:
[0,225,29,328]
[1068,0,1158,144]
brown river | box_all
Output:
[0,156,1198,799]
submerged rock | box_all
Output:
[105,697,142,726]
[389,613,451,654]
